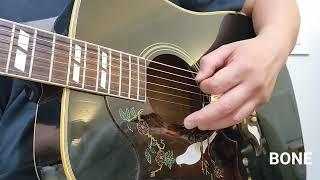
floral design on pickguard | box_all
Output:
[188,134,224,179]
[119,107,176,177]
[201,159,224,179]
[119,107,142,132]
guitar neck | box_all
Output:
[0,18,146,102]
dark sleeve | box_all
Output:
[0,0,70,22]
[0,77,13,115]
[175,0,245,12]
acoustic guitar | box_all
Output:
[0,0,271,179]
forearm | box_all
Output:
[242,0,300,58]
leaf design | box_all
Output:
[164,150,175,170]
[145,148,152,164]
[119,107,139,122]
[149,147,156,154]
[130,107,136,121]
[119,108,127,121]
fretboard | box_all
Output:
[0,18,146,102]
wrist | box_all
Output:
[256,29,293,64]
[257,26,297,55]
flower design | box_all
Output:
[155,150,165,166]
[137,119,149,135]
[211,160,224,179]
[213,164,224,178]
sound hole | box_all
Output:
[147,54,208,125]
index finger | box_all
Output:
[195,45,233,82]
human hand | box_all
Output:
[184,35,289,130]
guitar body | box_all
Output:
[49,0,256,180]
[26,0,271,180]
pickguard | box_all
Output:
[105,95,244,180]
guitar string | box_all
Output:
[0,67,210,108]
[0,27,199,75]
[0,66,204,102]
[0,63,204,99]
[0,37,199,82]
[147,97,208,108]
[146,89,204,101]
[0,45,203,90]
[0,50,207,99]
[0,28,213,100]
[0,35,199,84]
[0,48,208,100]
[0,50,200,94]
[0,47,214,110]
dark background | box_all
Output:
[0,0,70,22]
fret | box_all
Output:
[8,25,35,78]
[144,59,147,101]
[5,24,15,73]
[108,50,112,94]
[120,53,130,98]
[0,20,13,73]
[118,53,122,96]
[139,58,147,101]
[31,30,53,81]
[48,34,56,81]
[83,43,98,91]
[66,39,73,85]
[109,51,121,95]
[50,35,69,85]
[128,56,146,101]
[128,55,132,98]
[137,57,140,100]
[82,43,87,89]
[95,46,100,91]
[28,29,37,77]
[130,56,138,100]
[97,47,110,93]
